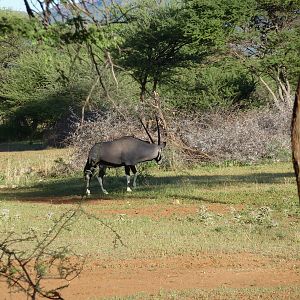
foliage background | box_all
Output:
[0,0,299,163]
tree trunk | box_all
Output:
[291,77,300,204]
[276,67,292,109]
[140,82,146,102]
[23,0,35,18]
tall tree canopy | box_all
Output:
[0,0,299,140]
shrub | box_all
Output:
[170,108,291,163]
[66,105,291,171]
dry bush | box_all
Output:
[169,108,291,163]
[67,106,292,170]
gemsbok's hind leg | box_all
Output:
[97,165,108,194]
[125,166,132,192]
[130,166,138,188]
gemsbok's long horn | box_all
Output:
[139,117,154,144]
[156,116,160,145]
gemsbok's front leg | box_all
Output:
[96,165,108,194]
[85,171,92,196]
[125,166,132,192]
[125,165,138,191]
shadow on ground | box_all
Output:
[0,141,47,152]
[0,171,294,204]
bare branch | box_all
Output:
[23,0,35,18]
[81,76,100,125]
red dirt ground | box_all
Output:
[66,253,300,298]
[1,253,300,299]
[19,196,244,217]
[0,199,299,299]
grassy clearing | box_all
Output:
[1,148,300,298]
[0,160,298,209]
[1,199,299,259]
[0,148,299,261]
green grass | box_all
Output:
[1,149,300,298]
[1,199,299,259]
[0,160,297,208]
[0,157,300,259]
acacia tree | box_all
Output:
[231,0,300,110]
[115,0,245,102]
[0,1,131,140]
[115,1,191,102]
[18,0,127,83]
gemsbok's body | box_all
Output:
[84,117,166,195]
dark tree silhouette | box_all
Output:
[291,76,300,204]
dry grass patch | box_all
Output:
[0,148,71,187]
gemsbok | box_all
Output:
[84,117,166,195]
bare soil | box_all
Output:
[1,199,299,299]
[1,253,300,299]
[18,196,244,216]
[65,253,300,298]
